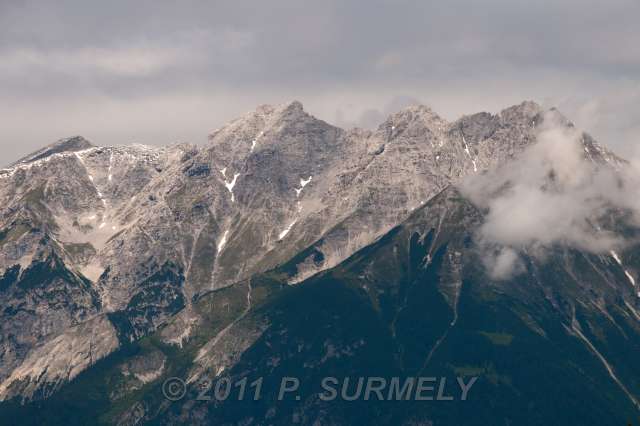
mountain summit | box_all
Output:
[8,136,94,167]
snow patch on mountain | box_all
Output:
[278,220,297,240]
[217,230,230,252]
[294,176,312,197]
[224,172,240,202]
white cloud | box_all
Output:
[0,46,183,77]
[483,247,524,280]
[461,112,640,279]
[0,28,253,79]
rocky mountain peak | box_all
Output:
[498,100,543,123]
[277,99,305,116]
[9,136,94,167]
[381,104,447,134]
[265,100,332,137]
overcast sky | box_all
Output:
[1,0,638,163]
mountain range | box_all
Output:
[0,100,638,425]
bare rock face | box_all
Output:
[0,246,101,386]
[0,99,621,403]
[273,101,549,283]
[0,315,118,401]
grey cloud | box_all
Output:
[555,84,640,158]
[334,95,422,129]
[3,0,639,90]
[0,0,638,162]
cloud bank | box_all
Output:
[461,113,640,279]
